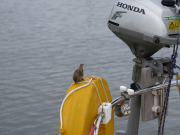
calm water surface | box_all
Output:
[0,0,180,135]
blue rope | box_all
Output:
[157,37,180,135]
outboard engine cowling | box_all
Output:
[108,0,180,58]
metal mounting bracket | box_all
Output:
[152,90,161,116]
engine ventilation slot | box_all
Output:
[108,21,119,26]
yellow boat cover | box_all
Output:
[59,76,114,135]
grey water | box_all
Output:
[0,0,179,135]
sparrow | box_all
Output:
[73,64,84,84]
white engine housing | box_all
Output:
[108,0,180,57]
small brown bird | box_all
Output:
[73,64,84,84]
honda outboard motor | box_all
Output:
[108,1,180,135]
[108,0,180,58]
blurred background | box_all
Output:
[0,0,179,134]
